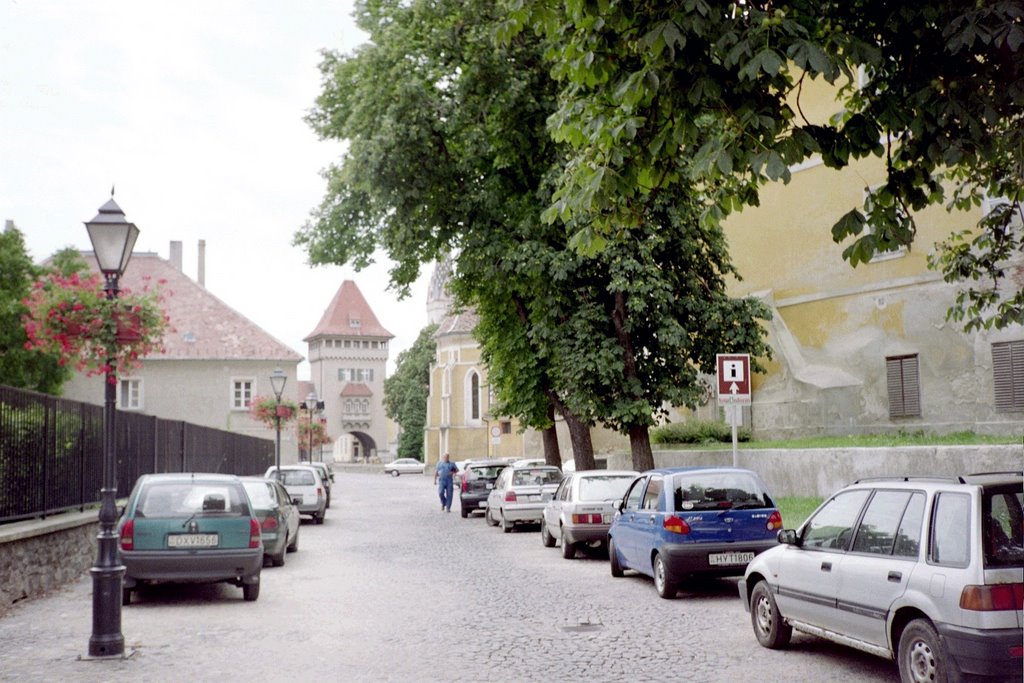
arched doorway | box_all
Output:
[348,430,378,463]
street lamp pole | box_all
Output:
[270,368,287,480]
[301,391,322,462]
[84,195,139,659]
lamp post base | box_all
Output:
[88,560,126,658]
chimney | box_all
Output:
[4,220,14,232]
[197,239,206,287]
[170,241,183,271]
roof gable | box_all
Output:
[305,279,393,341]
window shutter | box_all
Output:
[887,355,921,418]
[993,340,1024,412]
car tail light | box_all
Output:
[663,515,691,535]
[461,478,469,492]
[505,490,518,502]
[249,518,262,548]
[960,583,1024,611]
[766,510,783,531]
[261,516,279,532]
[119,519,134,551]
[572,513,603,524]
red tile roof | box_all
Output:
[83,251,303,361]
[304,279,393,341]
[339,382,372,397]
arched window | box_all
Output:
[468,370,481,422]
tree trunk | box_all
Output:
[628,424,655,471]
[541,404,560,466]
[563,408,596,471]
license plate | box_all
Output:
[708,551,754,566]
[486,483,494,489]
[168,533,218,548]
[478,501,487,508]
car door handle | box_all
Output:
[820,561,832,572]
[888,571,902,583]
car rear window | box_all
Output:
[468,465,505,479]
[673,472,772,511]
[983,486,1024,568]
[242,481,275,508]
[280,470,316,486]
[512,469,561,486]
[139,482,249,517]
[578,475,636,502]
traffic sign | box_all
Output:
[716,354,751,404]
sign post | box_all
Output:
[716,354,751,467]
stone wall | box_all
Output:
[0,511,97,616]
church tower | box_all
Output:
[305,280,393,462]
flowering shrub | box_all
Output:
[297,410,332,450]
[22,271,170,380]
[248,395,299,428]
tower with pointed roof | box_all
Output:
[305,280,393,462]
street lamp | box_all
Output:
[85,195,139,659]
[270,368,287,479]
[300,391,323,462]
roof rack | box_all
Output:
[852,476,963,485]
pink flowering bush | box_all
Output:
[22,271,170,380]
[248,395,299,428]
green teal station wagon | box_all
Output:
[117,473,264,604]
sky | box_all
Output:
[0,1,433,379]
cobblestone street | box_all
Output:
[1,471,895,682]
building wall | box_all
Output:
[60,359,302,461]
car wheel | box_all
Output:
[121,587,132,606]
[541,519,556,548]
[315,511,325,525]
[750,580,792,649]
[501,510,513,533]
[460,506,469,518]
[653,553,677,599]
[287,528,299,553]
[271,543,286,567]
[560,529,576,559]
[485,506,499,527]
[899,619,959,683]
[243,580,260,602]
[608,537,624,578]
[390,470,400,477]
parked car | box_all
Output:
[304,461,333,508]
[117,473,263,604]
[740,471,1024,683]
[454,459,473,487]
[608,467,782,599]
[265,465,327,524]
[384,458,425,477]
[541,470,639,559]
[485,465,563,532]
[512,458,547,468]
[459,460,508,518]
[241,476,300,567]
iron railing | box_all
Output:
[0,384,274,523]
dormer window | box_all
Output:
[349,316,361,328]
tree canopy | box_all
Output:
[384,324,437,460]
[513,0,1023,331]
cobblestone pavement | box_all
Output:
[0,472,896,682]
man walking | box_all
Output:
[434,453,459,512]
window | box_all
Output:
[893,493,925,558]
[851,490,918,556]
[992,340,1024,412]
[983,488,1024,568]
[930,492,971,567]
[232,379,254,410]
[469,372,480,421]
[500,421,512,434]
[623,478,647,511]
[802,489,870,550]
[642,476,663,510]
[886,354,921,417]
[119,378,142,410]
[349,316,360,328]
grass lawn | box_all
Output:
[776,496,823,529]
[659,430,1021,450]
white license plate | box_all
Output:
[486,483,494,489]
[478,501,487,508]
[708,551,754,566]
[168,533,218,548]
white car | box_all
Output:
[485,465,563,532]
[384,458,425,476]
[264,465,326,524]
[541,469,639,559]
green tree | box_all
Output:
[384,325,437,460]
[0,225,73,393]
[515,0,1023,331]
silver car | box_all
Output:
[384,458,425,476]
[485,465,563,533]
[265,465,327,524]
[739,471,1023,683]
[541,470,639,559]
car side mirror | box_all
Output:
[615,499,625,513]
[777,529,799,546]
[292,497,302,506]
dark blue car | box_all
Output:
[608,467,782,598]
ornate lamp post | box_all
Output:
[270,368,287,479]
[85,195,139,659]
[300,391,323,462]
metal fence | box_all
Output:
[0,384,274,523]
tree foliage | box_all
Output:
[0,225,73,394]
[512,0,1024,331]
[384,324,437,460]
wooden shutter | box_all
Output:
[887,355,921,418]
[993,340,1024,412]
